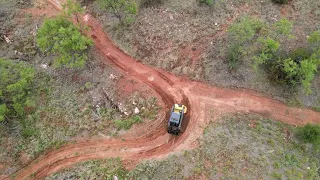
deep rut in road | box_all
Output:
[5,1,320,179]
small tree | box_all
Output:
[98,0,138,24]
[62,0,84,23]
[227,16,264,69]
[229,17,319,94]
[299,58,318,94]
[37,17,93,68]
[273,18,293,37]
[308,30,320,60]
[228,17,264,44]
[252,33,319,94]
[0,59,35,122]
[252,37,280,71]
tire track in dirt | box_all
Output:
[5,1,320,179]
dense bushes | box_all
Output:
[228,17,320,94]
[0,59,35,122]
[227,17,263,69]
[253,30,320,94]
[297,124,320,146]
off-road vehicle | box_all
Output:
[167,104,187,135]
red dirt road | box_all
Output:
[5,1,320,179]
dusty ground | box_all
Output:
[46,114,320,180]
[87,0,320,107]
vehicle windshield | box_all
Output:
[170,112,180,123]
[170,122,178,126]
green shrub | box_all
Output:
[21,119,39,138]
[272,18,293,37]
[139,97,160,120]
[271,172,282,179]
[228,17,264,45]
[0,59,35,122]
[308,30,320,51]
[98,0,138,25]
[0,104,8,122]
[115,115,143,130]
[98,107,115,119]
[297,124,320,146]
[272,0,288,4]
[257,47,318,94]
[199,0,214,6]
[227,45,242,70]
[37,17,93,68]
[227,16,264,69]
[62,0,84,23]
[228,16,319,94]
[84,82,94,90]
[290,48,312,62]
[283,153,299,167]
[299,59,318,94]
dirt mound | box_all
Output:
[7,1,320,179]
